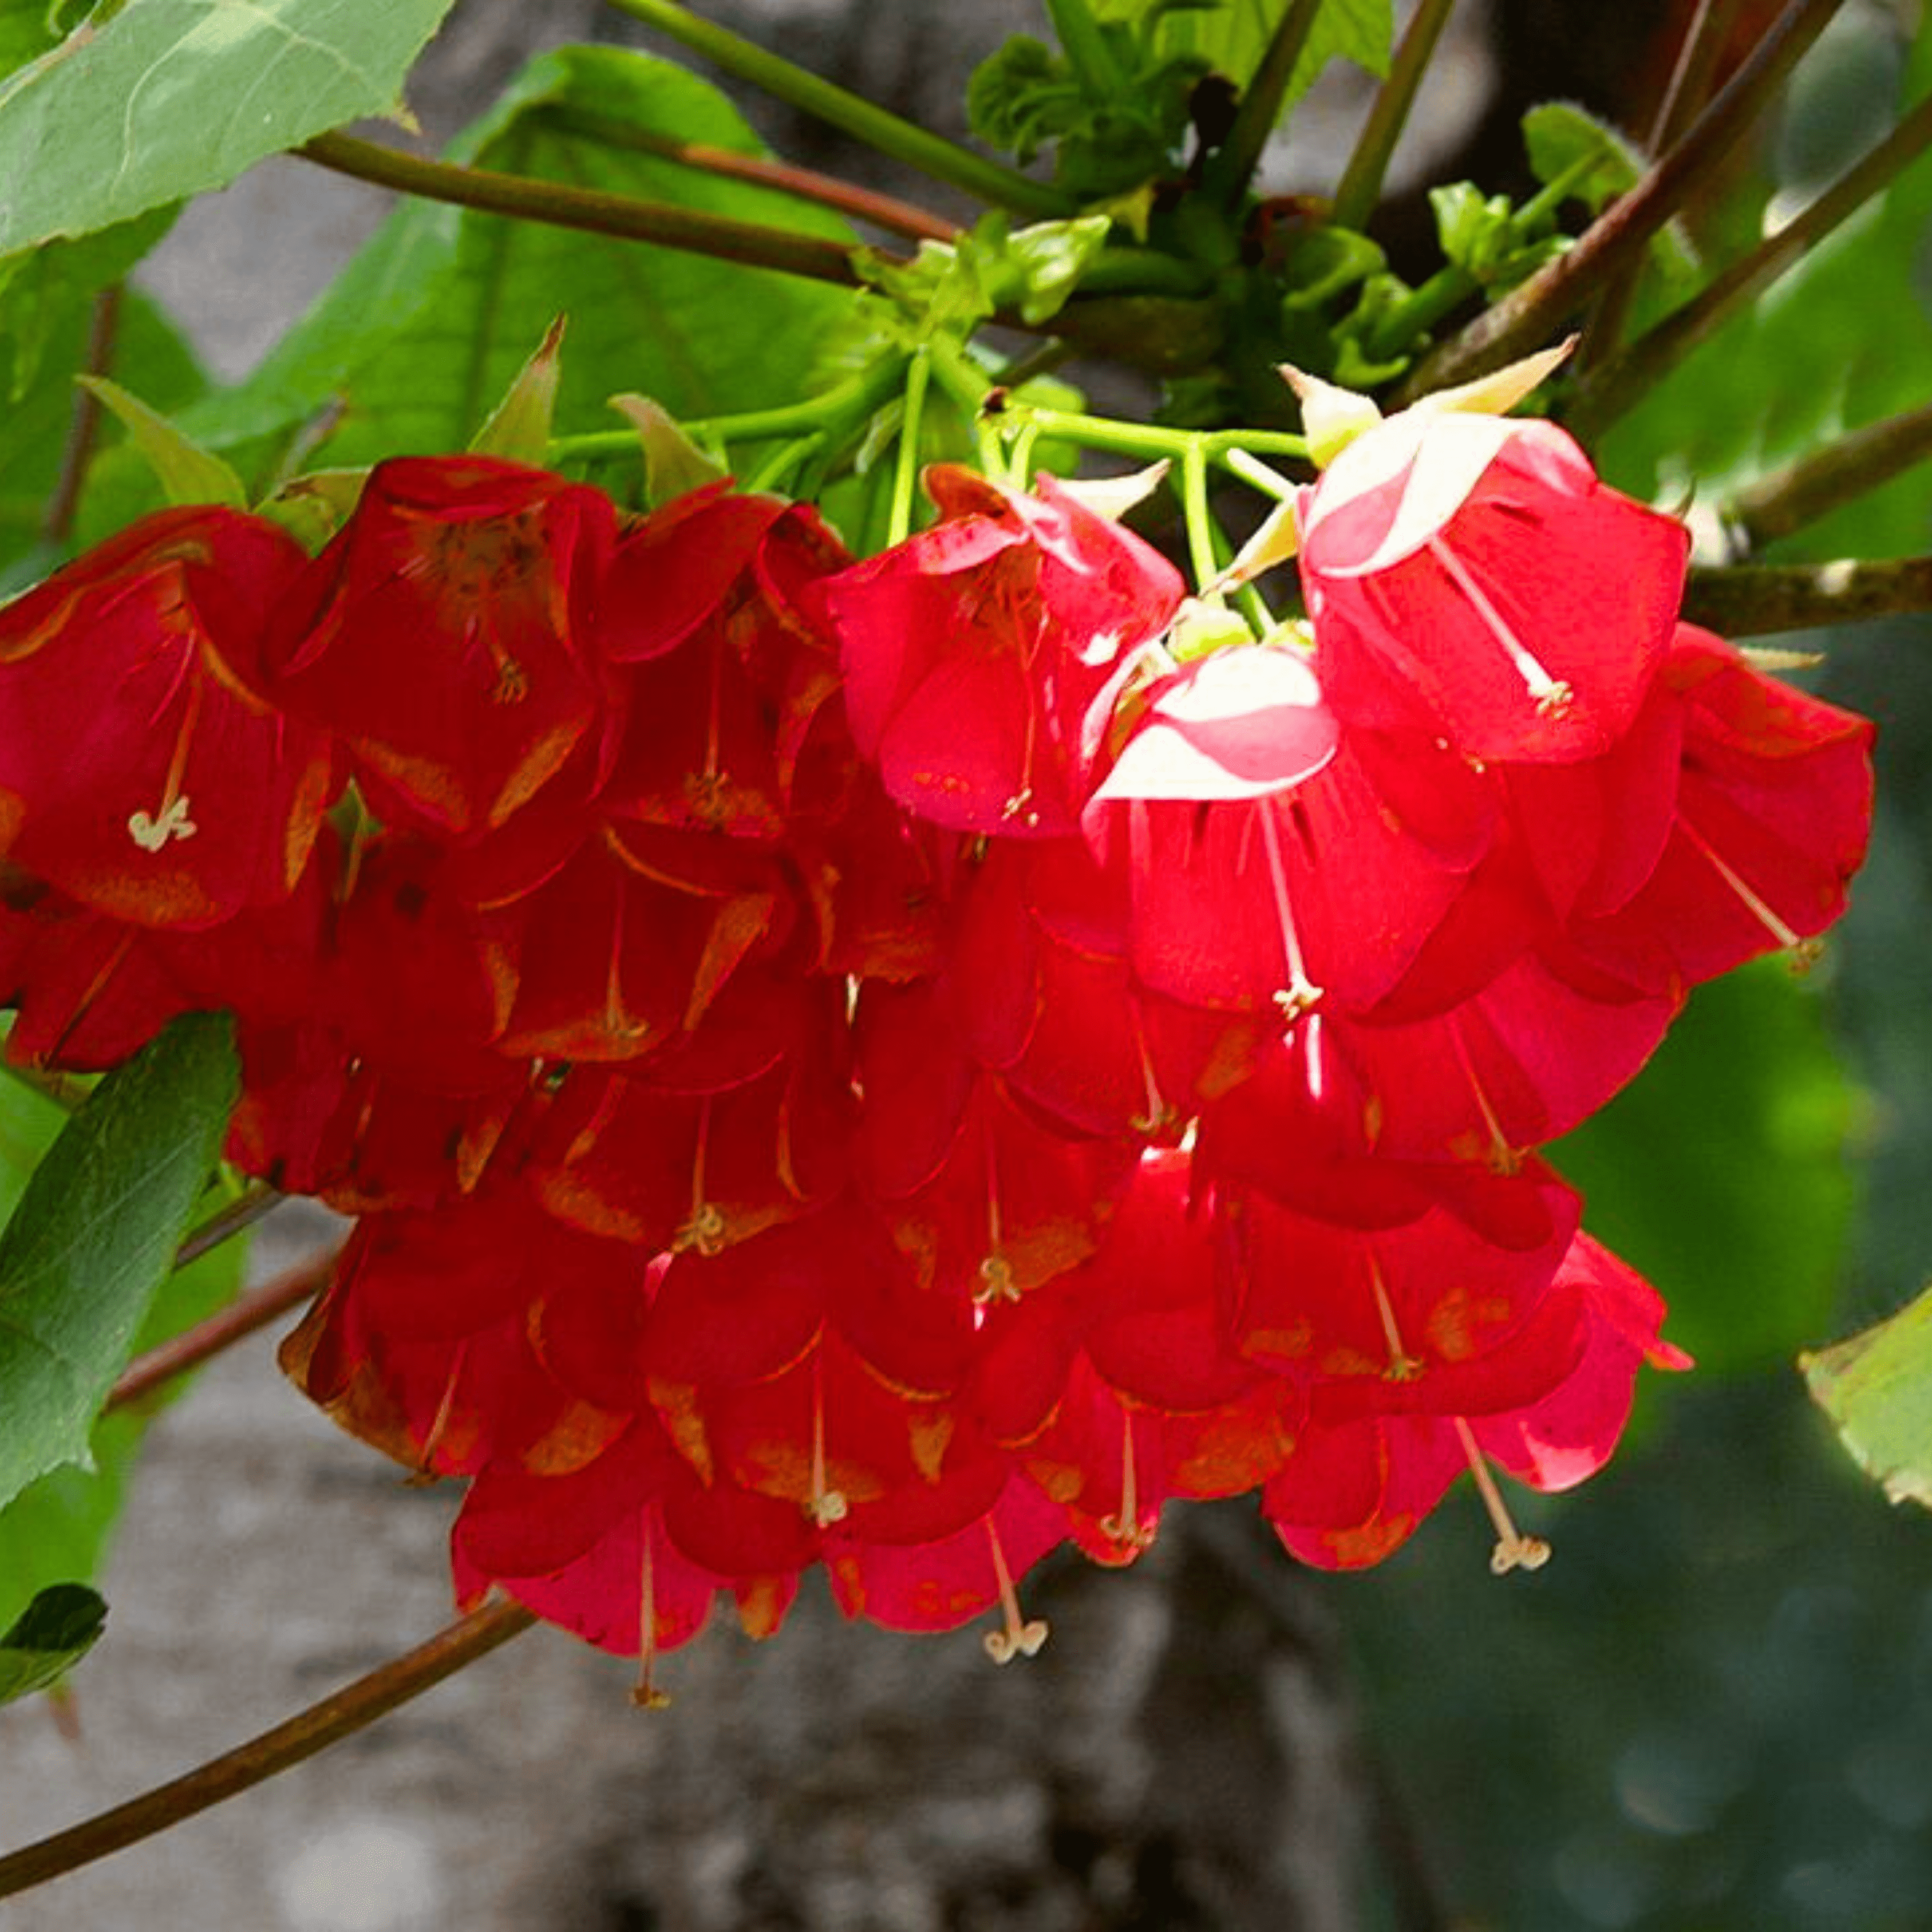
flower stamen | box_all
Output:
[1428,536,1573,718]
[1453,1417,1550,1575]
[982,1519,1049,1664]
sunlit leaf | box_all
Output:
[0,0,460,252]
[1804,1285,1932,1508]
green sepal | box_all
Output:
[470,314,568,466]
[609,394,729,507]
[75,373,246,508]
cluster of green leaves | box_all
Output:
[966,22,1209,200]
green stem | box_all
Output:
[1009,405,1310,467]
[1400,0,1849,397]
[1567,90,1932,438]
[887,349,933,547]
[1180,440,1219,591]
[108,1249,337,1415]
[550,358,908,464]
[1330,0,1457,232]
[1045,0,1127,97]
[1724,402,1932,553]
[0,1600,536,1901]
[604,0,1076,218]
[1362,152,1598,363]
[1204,0,1326,207]
[1683,555,1932,634]
[299,131,871,287]
[532,108,960,242]
[43,285,119,547]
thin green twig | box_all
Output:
[604,0,1076,218]
[173,1182,282,1271]
[299,131,874,287]
[1331,0,1457,232]
[0,1599,536,1902]
[1204,0,1326,207]
[1723,402,1932,552]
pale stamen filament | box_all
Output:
[1449,1020,1520,1175]
[805,1348,849,1527]
[1452,1416,1551,1576]
[673,1097,727,1255]
[631,1520,672,1709]
[128,676,205,852]
[1365,1251,1423,1381]
[982,1519,1050,1664]
[409,1342,469,1481]
[1678,819,1808,954]
[1427,536,1573,718]
[1099,1409,1156,1552]
[974,1109,1021,1306]
[1257,802,1323,1025]
[1127,1000,1171,1137]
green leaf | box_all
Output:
[1137,0,1392,109]
[183,46,860,473]
[1804,1285,1932,1508]
[77,372,245,507]
[0,0,461,252]
[1522,102,1697,282]
[0,1012,238,1516]
[1555,960,1858,1372]
[0,1582,105,1705]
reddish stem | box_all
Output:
[41,285,120,546]
[0,1600,536,1901]
[536,109,959,242]
[106,1248,338,1413]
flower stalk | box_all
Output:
[1203,0,1326,208]
[108,1249,338,1414]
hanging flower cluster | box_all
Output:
[0,377,1873,1691]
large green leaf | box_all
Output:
[183,45,862,472]
[0,1012,238,1515]
[1804,1284,1932,1508]
[1555,961,1858,1372]
[0,0,460,253]
[0,1582,105,1705]
[1112,0,1392,108]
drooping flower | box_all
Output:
[818,467,1184,835]
[1297,409,1689,762]
[264,456,618,841]
[0,507,337,929]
